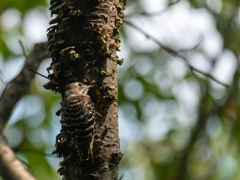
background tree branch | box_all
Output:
[0,42,48,180]
[0,42,48,132]
[123,20,230,88]
[0,133,36,180]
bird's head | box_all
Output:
[65,82,94,97]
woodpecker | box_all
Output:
[63,82,95,162]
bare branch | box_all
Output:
[29,69,50,80]
[0,132,36,180]
[124,20,229,88]
[0,42,48,132]
[18,40,27,58]
[176,37,203,53]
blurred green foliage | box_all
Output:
[1,0,240,180]
[0,0,46,13]
[0,0,46,59]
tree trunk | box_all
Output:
[45,0,125,179]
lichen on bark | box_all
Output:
[44,0,126,179]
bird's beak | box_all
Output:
[86,85,94,89]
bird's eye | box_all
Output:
[78,84,82,87]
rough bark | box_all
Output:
[45,0,125,179]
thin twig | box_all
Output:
[124,0,180,18]
[19,40,27,58]
[29,69,50,80]
[12,138,55,157]
[176,37,203,53]
[124,20,229,88]
[119,174,124,180]
[0,70,7,86]
[0,70,7,96]
[18,149,56,158]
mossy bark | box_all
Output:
[45,0,125,179]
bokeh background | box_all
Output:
[1,0,240,179]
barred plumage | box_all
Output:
[63,82,95,162]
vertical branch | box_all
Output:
[45,0,125,179]
[174,106,211,179]
[172,83,217,179]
